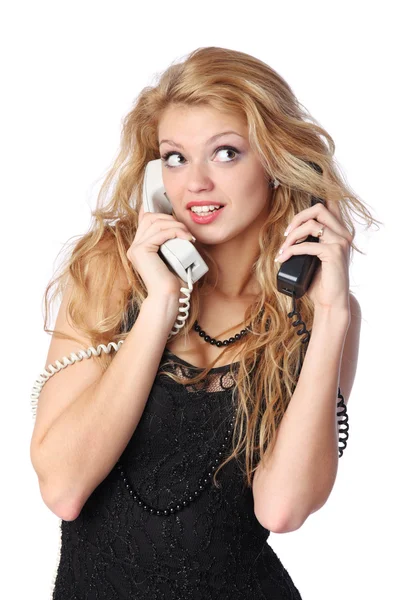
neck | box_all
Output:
[195,203,268,298]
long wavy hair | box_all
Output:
[43,46,381,488]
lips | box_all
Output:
[189,205,225,224]
[186,201,224,209]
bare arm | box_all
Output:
[252,293,362,533]
[31,295,178,521]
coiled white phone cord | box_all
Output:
[167,265,194,339]
[30,266,194,421]
[30,340,124,422]
[29,266,194,598]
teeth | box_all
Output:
[190,205,221,213]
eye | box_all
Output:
[161,145,240,168]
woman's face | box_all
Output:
[157,105,272,245]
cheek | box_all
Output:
[235,168,268,209]
[163,177,180,197]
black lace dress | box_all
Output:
[52,312,302,600]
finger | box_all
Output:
[138,204,181,228]
[275,240,335,263]
[287,204,351,243]
[140,224,195,246]
[317,204,352,243]
[139,220,192,244]
[283,219,348,249]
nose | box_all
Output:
[185,161,214,193]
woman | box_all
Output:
[30,46,376,599]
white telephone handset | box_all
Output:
[31,158,207,421]
[142,158,209,284]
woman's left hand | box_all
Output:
[275,199,354,312]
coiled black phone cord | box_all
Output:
[288,292,349,458]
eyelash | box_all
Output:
[161,145,241,168]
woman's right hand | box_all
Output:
[127,204,196,299]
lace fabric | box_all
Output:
[52,311,302,599]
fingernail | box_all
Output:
[191,235,196,242]
[284,226,291,236]
[274,248,284,262]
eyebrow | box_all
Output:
[159,130,245,149]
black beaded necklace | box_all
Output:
[116,320,247,516]
[193,319,249,346]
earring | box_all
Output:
[268,179,280,189]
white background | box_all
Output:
[2,1,398,598]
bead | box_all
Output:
[116,343,238,517]
[193,318,248,347]
[141,309,350,525]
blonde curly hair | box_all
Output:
[42,46,381,489]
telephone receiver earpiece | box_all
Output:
[141,158,209,286]
[276,161,325,299]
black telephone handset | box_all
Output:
[276,162,324,299]
[275,162,349,458]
